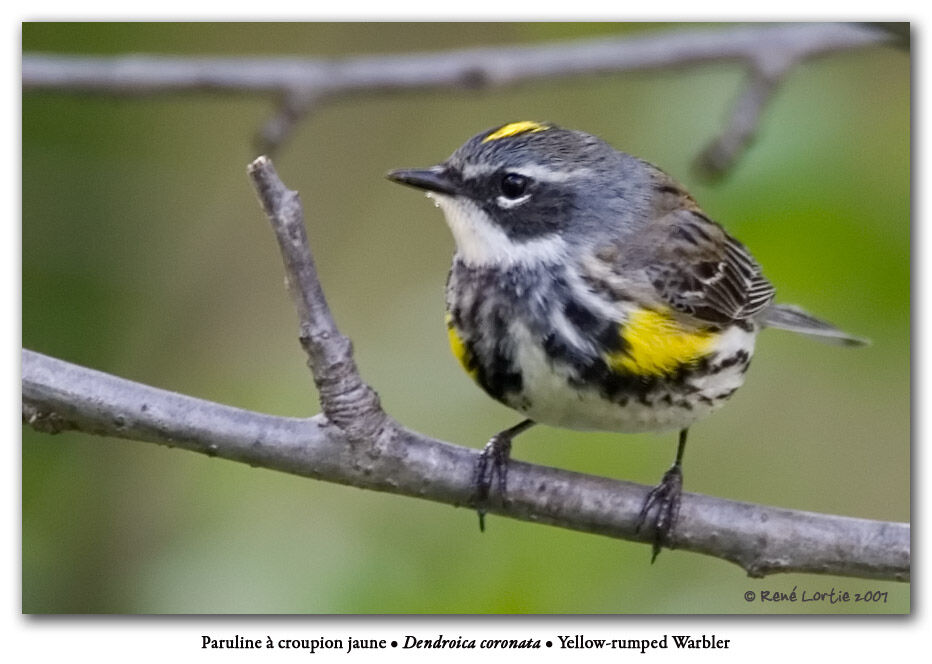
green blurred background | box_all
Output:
[22,23,909,614]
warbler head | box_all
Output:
[387,121,654,267]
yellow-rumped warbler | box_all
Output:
[387,121,865,558]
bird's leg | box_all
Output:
[473,419,536,531]
[636,428,688,562]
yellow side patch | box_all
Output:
[446,313,478,379]
[607,308,714,377]
[482,121,550,143]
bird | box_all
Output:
[386,121,865,559]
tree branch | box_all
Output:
[19,349,911,582]
[22,22,894,173]
[693,55,790,180]
[247,155,387,441]
[21,157,909,582]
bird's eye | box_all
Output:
[500,173,530,199]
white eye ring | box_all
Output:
[496,193,532,209]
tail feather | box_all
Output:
[760,304,869,346]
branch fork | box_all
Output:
[248,156,389,443]
[22,23,896,174]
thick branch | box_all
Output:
[22,23,893,168]
[22,349,909,581]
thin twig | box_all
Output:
[20,157,910,582]
[257,89,322,155]
[22,23,894,167]
[247,156,387,440]
[693,58,791,180]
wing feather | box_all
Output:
[582,171,776,326]
[650,218,775,324]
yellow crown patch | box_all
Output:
[482,121,551,143]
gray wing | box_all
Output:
[618,201,775,326]
[583,165,775,326]
[645,211,775,324]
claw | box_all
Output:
[473,433,513,532]
[472,419,534,531]
[635,465,683,562]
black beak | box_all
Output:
[386,166,460,196]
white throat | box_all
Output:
[429,193,567,268]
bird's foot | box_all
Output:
[635,465,683,563]
[473,432,513,532]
